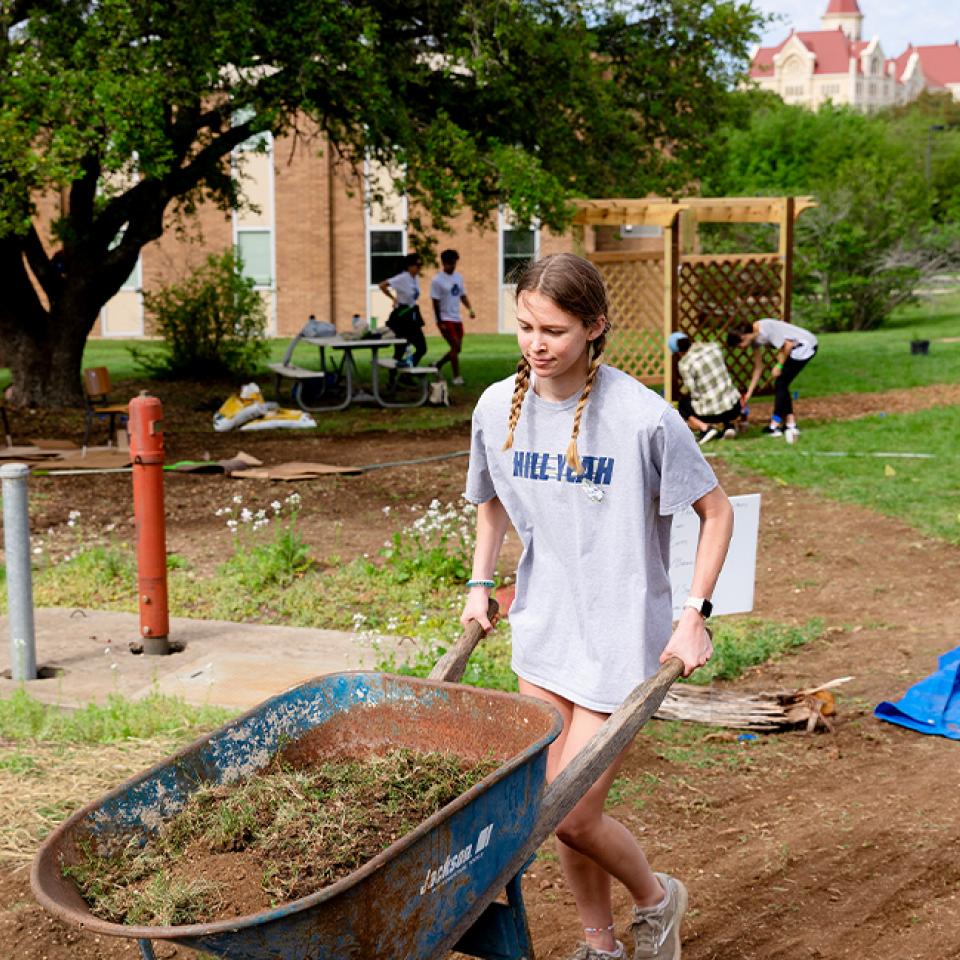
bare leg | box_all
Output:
[519,680,664,953]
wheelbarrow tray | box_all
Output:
[32,671,563,960]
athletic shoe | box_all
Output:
[697,427,719,446]
[722,427,737,440]
[397,356,414,368]
[631,874,688,960]
[568,941,625,960]
[785,425,799,444]
[452,376,465,385]
[762,424,783,437]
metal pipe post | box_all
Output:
[129,393,170,655]
[1,462,37,680]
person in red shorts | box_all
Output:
[430,248,475,386]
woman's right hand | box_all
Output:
[460,588,494,632]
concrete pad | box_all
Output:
[0,607,396,712]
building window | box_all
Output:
[369,229,406,284]
[784,84,805,96]
[868,82,877,96]
[236,230,272,286]
[502,227,537,284]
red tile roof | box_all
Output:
[750,28,864,78]
[824,0,862,14]
[912,43,960,88]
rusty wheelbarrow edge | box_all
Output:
[31,669,564,942]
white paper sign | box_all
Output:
[670,493,761,620]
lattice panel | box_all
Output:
[589,256,665,385]
[677,257,783,393]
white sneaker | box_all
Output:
[722,427,737,440]
[452,376,465,386]
[785,425,799,444]
[631,874,687,960]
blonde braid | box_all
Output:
[564,337,606,474]
[502,356,532,451]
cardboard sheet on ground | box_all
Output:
[43,449,132,470]
[231,461,363,481]
[875,646,960,740]
[0,445,64,461]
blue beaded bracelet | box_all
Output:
[466,579,496,589]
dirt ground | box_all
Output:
[3,381,960,959]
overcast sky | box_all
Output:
[752,1,959,56]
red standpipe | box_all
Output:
[129,393,171,655]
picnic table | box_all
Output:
[268,334,438,411]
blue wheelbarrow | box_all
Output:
[32,603,683,959]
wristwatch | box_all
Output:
[683,596,713,619]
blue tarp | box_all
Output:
[875,646,960,739]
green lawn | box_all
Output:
[714,405,960,544]
[792,292,960,398]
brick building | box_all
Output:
[93,126,576,341]
[749,0,960,112]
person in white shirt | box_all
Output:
[430,248,475,386]
[379,253,427,367]
[727,318,818,443]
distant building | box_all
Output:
[750,0,960,111]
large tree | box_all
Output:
[1,0,762,405]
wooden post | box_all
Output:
[779,196,795,323]
[662,214,680,403]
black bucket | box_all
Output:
[910,339,930,355]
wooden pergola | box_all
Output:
[573,197,816,400]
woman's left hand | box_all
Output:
[660,608,714,678]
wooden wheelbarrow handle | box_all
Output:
[428,599,500,683]
[432,654,685,957]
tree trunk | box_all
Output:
[6,302,97,408]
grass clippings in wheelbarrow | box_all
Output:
[66,747,499,926]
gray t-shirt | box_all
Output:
[756,318,818,361]
[465,365,718,712]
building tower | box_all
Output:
[821,0,864,42]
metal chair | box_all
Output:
[82,367,128,450]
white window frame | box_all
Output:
[363,157,409,318]
[497,209,540,333]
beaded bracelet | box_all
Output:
[466,578,496,589]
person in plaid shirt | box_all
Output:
[668,332,742,446]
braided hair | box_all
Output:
[502,253,609,473]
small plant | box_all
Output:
[217,492,312,590]
[379,499,476,585]
[133,249,268,380]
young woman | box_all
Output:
[461,253,733,960]
[380,252,427,367]
[727,318,819,443]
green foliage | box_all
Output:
[376,631,518,693]
[33,544,137,610]
[1,0,765,405]
[379,500,476,585]
[219,527,312,592]
[686,618,824,685]
[0,690,232,745]
[703,96,960,331]
[134,250,267,380]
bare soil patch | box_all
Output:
[3,381,960,959]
